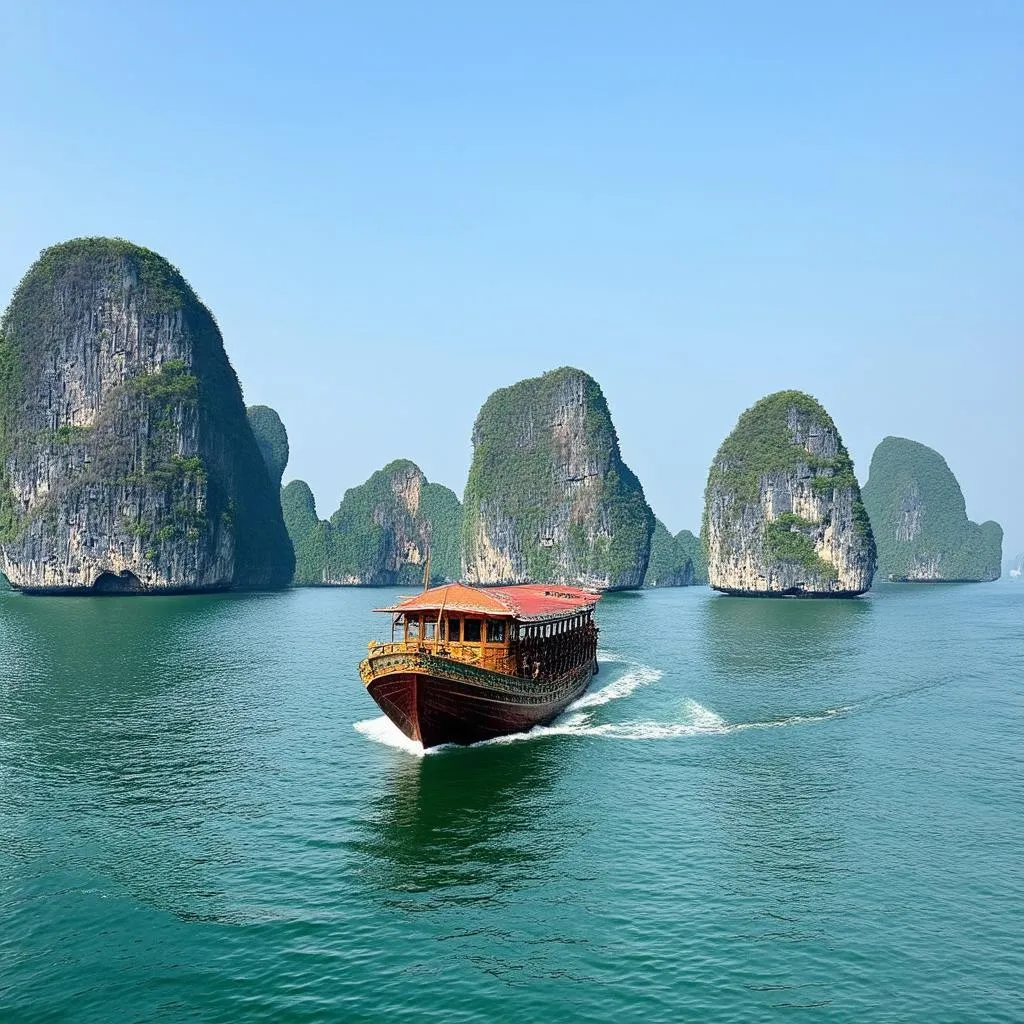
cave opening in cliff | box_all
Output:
[92,570,145,594]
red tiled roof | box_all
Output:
[374,582,600,621]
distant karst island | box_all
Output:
[461,367,655,591]
[282,460,462,587]
[644,521,707,588]
[0,237,1004,596]
[0,238,293,593]
[862,437,1002,582]
[703,391,876,597]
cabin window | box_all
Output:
[407,617,420,641]
[424,621,436,641]
[487,620,505,643]
[446,618,460,642]
[463,619,482,643]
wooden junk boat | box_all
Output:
[359,582,600,748]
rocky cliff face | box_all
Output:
[862,436,1002,582]
[644,520,707,587]
[461,367,654,590]
[0,238,294,592]
[283,461,462,586]
[704,391,875,596]
[247,405,289,489]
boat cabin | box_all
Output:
[370,583,599,681]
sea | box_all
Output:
[1,581,1021,1022]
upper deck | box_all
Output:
[367,583,600,677]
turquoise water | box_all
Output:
[1,583,1021,1021]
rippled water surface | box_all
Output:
[1,583,1022,1021]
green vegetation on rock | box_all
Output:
[708,391,862,510]
[704,390,875,596]
[0,237,293,591]
[247,406,289,489]
[416,481,463,584]
[764,513,837,580]
[281,480,336,586]
[283,461,462,586]
[462,366,654,589]
[862,436,1002,582]
[644,520,708,587]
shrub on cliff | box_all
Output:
[862,436,1002,581]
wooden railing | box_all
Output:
[366,639,517,675]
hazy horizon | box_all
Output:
[2,3,1020,557]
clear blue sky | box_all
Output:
[2,2,1021,558]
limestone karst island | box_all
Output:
[862,436,1002,583]
[281,460,462,587]
[461,367,655,590]
[0,238,292,592]
[703,391,877,597]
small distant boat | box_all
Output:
[358,582,600,748]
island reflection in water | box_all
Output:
[700,590,872,681]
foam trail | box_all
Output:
[731,705,853,732]
[568,664,662,710]
[479,700,850,745]
[355,698,852,753]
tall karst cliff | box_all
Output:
[0,238,294,592]
[461,367,654,590]
[247,405,289,489]
[704,391,875,596]
[644,520,707,587]
[862,436,1002,582]
[282,461,462,586]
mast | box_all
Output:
[434,585,448,654]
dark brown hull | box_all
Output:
[360,651,597,749]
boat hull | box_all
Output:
[359,650,597,748]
